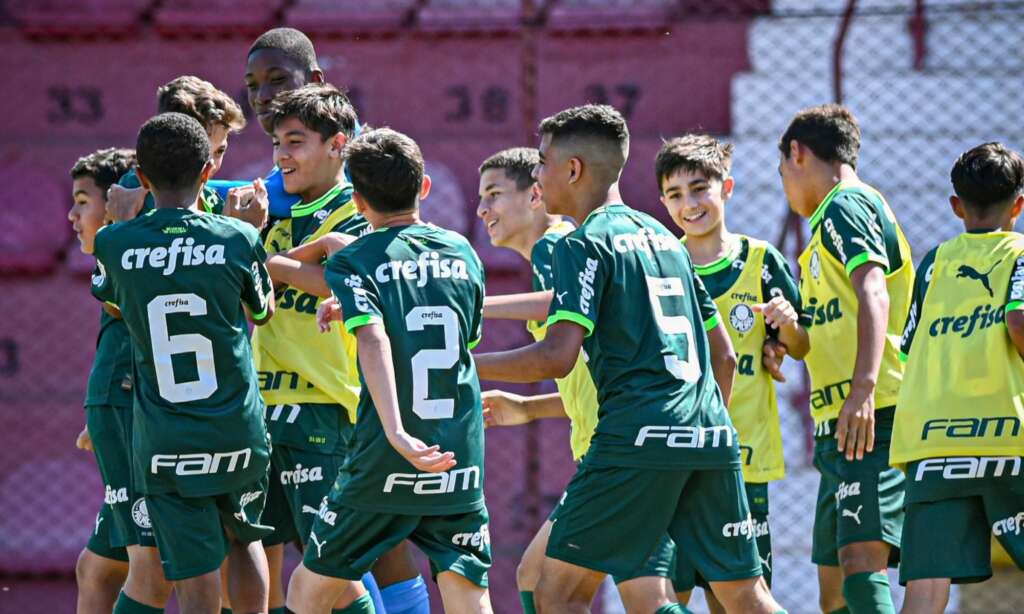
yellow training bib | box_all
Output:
[891,232,1024,467]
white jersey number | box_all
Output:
[146,293,218,403]
[646,276,701,382]
[405,306,460,420]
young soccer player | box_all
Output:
[253,83,402,614]
[287,128,494,614]
[657,134,809,612]
[778,103,914,614]
[475,104,785,614]
[107,75,247,222]
[91,112,275,614]
[892,142,1024,614]
[69,147,138,614]
[476,147,686,613]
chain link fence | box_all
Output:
[0,1,1022,612]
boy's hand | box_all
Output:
[225,178,269,230]
[105,185,146,223]
[753,296,799,330]
[318,233,357,259]
[316,296,343,333]
[835,386,875,461]
[481,391,531,428]
[762,339,788,382]
[388,430,456,473]
[75,426,93,452]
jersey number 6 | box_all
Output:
[147,293,218,403]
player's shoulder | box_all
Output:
[203,212,261,246]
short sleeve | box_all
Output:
[325,251,382,333]
[899,246,937,361]
[530,233,559,292]
[692,272,721,331]
[468,252,485,350]
[545,235,604,336]
[820,193,889,276]
[90,229,116,304]
[760,244,804,334]
[241,239,273,319]
[1006,251,1024,312]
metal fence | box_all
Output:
[0,1,1023,612]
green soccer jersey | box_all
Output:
[84,308,133,408]
[119,169,224,215]
[91,207,273,497]
[545,203,736,470]
[326,223,486,515]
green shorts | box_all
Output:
[811,432,904,567]
[85,505,129,562]
[263,445,347,547]
[303,502,491,588]
[673,482,772,592]
[546,463,761,583]
[900,456,1024,585]
[86,405,155,549]
[146,476,273,581]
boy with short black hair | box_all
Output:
[475,104,785,614]
[69,147,137,614]
[91,112,275,614]
[778,103,914,614]
[288,128,494,614]
[657,133,808,613]
[893,142,1024,614]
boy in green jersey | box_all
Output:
[106,75,247,222]
[288,128,494,614]
[657,134,809,612]
[475,147,680,613]
[92,113,276,614]
[894,143,1024,614]
[69,147,138,614]
[475,105,785,614]
[778,104,914,614]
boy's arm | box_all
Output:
[265,255,332,298]
[836,263,889,461]
[241,238,276,326]
[355,323,456,473]
[481,390,567,428]
[483,291,553,321]
[1005,253,1024,357]
[759,245,810,359]
[475,321,585,382]
[706,322,737,407]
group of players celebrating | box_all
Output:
[65,25,1024,614]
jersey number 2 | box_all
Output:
[147,293,218,403]
[406,306,459,420]
[646,276,701,382]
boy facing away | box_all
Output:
[91,112,276,613]
[778,103,914,614]
[288,128,493,614]
[892,142,1024,614]
[657,134,809,612]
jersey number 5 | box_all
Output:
[147,293,218,403]
[406,306,459,420]
[646,276,701,382]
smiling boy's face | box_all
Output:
[476,168,538,248]
[69,176,107,254]
[272,116,343,196]
[245,48,310,134]
[659,168,732,238]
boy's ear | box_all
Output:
[310,69,326,84]
[788,140,802,166]
[199,160,214,185]
[721,176,736,200]
[419,174,432,201]
[1010,194,1024,220]
[352,190,368,214]
[135,167,152,191]
[329,133,348,158]
[949,195,966,220]
[528,183,543,210]
[568,157,583,184]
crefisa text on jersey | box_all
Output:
[120,237,227,276]
[375,252,470,288]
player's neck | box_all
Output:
[963,215,1014,233]
[152,188,202,211]
[373,209,422,229]
[515,214,562,261]
[686,226,737,266]
[300,169,343,205]
[572,182,622,224]
[812,163,859,208]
